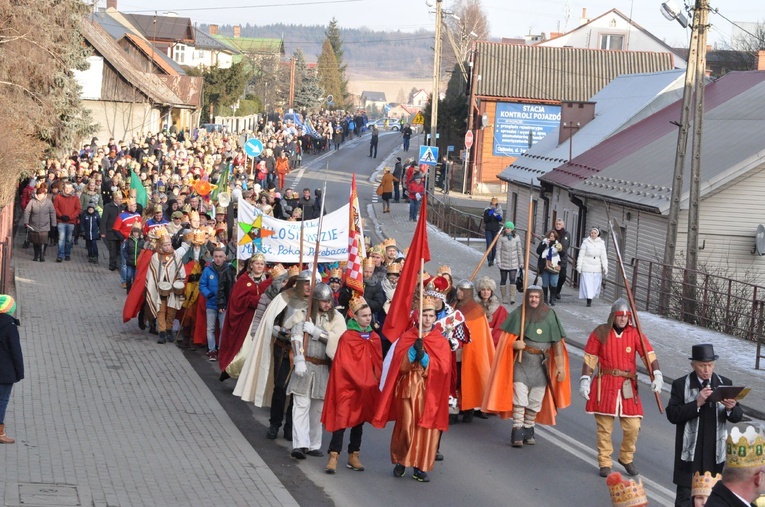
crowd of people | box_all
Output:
[12,111,764,506]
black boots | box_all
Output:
[137,307,146,330]
[586,298,592,307]
[33,245,40,261]
[157,331,166,344]
[40,245,46,262]
[148,320,158,335]
[543,287,549,304]
[523,426,536,445]
[511,427,524,447]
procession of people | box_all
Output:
[16,115,761,507]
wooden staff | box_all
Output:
[419,258,425,338]
[517,189,535,363]
[470,229,502,281]
[607,215,664,414]
[303,180,328,352]
[298,218,305,269]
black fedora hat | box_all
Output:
[689,344,719,361]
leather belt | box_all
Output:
[601,368,636,380]
[274,339,291,350]
[305,356,330,366]
[524,345,547,355]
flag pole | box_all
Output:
[303,179,328,353]
[418,258,424,339]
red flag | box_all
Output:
[345,174,365,294]
[382,194,430,339]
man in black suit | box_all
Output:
[705,426,765,507]
[666,344,744,507]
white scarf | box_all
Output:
[681,373,726,464]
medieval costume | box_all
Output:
[373,296,453,482]
[482,285,571,447]
[475,276,508,348]
[287,282,346,459]
[145,237,186,344]
[579,298,663,477]
[321,297,383,474]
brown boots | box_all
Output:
[0,424,15,444]
[347,451,365,471]
[325,451,339,474]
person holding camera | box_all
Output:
[482,197,503,267]
[536,230,562,306]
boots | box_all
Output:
[157,331,166,344]
[137,307,146,330]
[587,298,592,307]
[543,287,549,304]
[33,245,40,262]
[148,320,158,335]
[0,424,14,444]
[347,451,365,471]
[508,285,517,305]
[325,451,339,474]
[500,285,508,304]
[40,245,47,262]
[511,427,524,447]
[523,426,536,445]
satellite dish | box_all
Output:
[756,224,765,256]
[326,95,333,104]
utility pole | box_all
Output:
[430,0,443,149]
[288,56,296,111]
[659,0,708,315]
[683,0,709,323]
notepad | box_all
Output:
[707,386,747,403]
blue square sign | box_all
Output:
[418,145,439,166]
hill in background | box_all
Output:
[199,23,435,80]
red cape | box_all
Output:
[218,275,272,371]
[321,328,383,432]
[372,325,452,432]
[122,249,153,323]
[193,294,209,346]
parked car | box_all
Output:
[369,118,402,131]
[201,123,227,133]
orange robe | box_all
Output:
[481,332,571,425]
[459,302,495,411]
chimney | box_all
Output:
[106,0,118,9]
[209,24,219,36]
[758,50,765,71]
[233,25,241,38]
[579,8,589,26]
[558,101,596,147]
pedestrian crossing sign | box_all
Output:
[419,145,439,166]
[412,112,425,125]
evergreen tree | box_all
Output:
[187,63,249,121]
[317,38,344,109]
[294,74,325,111]
[325,18,349,105]
[293,47,308,92]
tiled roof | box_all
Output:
[474,41,675,101]
[361,91,387,102]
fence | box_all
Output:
[0,203,14,294]
[426,192,483,246]
[212,114,261,133]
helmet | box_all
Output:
[610,298,631,317]
[296,269,312,282]
[456,279,474,291]
[312,282,333,302]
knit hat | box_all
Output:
[0,295,16,315]
[87,200,97,209]
[505,221,514,230]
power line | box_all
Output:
[123,0,365,13]
[710,6,765,46]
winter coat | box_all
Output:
[80,210,101,240]
[200,264,234,310]
[22,196,56,232]
[496,232,523,270]
[101,201,122,241]
[0,313,23,384]
[54,192,82,225]
[483,205,503,233]
[380,172,397,193]
[80,191,103,212]
[576,236,608,275]
[122,236,144,268]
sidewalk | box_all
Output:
[367,184,765,422]
[1,240,297,506]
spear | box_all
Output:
[303,179,328,353]
[516,188,534,364]
[470,230,502,281]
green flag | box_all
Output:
[130,170,147,208]
[210,163,230,203]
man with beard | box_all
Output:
[287,282,347,460]
[579,298,663,478]
[373,296,452,483]
[454,280,495,423]
[145,236,186,345]
[482,285,570,447]
[217,254,271,377]
[233,269,311,441]
[552,217,571,301]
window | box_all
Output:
[600,34,624,50]
[175,44,186,64]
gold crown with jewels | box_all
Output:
[606,472,647,507]
[691,471,721,498]
[726,426,765,468]
[349,296,368,315]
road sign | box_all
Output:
[465,130,474,150]
[244,138,263,157]
[419,145,439,166]
[412,112,425,125]
[447,145,454,152]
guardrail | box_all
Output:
[425,192,483,246]
[0,204,13,294]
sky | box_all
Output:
[103,0,763,50]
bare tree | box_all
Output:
[442,0,490,81]
[713,21,765,77]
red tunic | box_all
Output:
[583,325,654,417]
[218,274,272,372]
[487,304,508,347]
[321,328,383,432]
[373,326,452,432]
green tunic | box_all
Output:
[500,306,566,343]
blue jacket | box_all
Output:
[200,263,234,310]
[80,210,100,240]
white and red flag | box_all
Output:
[345,173,366,294]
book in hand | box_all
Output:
[707,386,748,403]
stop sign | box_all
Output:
[465,130,474,149]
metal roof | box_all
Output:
[123,14,194,43]
[541,71,765,213]
[210,35,284,55]
[474,41,675,101]
[192,28,239,53]
[498,70,686,186]
[361,91,387,102]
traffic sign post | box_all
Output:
[465,130,474,150]
[244,138,263,158]
[419,145,439,166]
[412,112,425,125]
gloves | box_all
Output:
[512,339,526,351]
[271,326,283,339]
[294,354,307,377]
[408,344,430,368]
[60,215,70,222]
[495,213,502,221]
[448,336,459,352]
[651,370,663,393]
[303,321,323,341]
[554,357,566,382]
[579,375,591,400]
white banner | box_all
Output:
[237,199,350,263]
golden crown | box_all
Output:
[606,472,647,507]
[362,257,375,269]
[422,296,438,312]
[386,262,402,275]
[328,268,343,280]
[287,265,301,278]
[726,426,765,468]
[369,246,384,257]
[250,252,266,263]
[269,263,287,278]
[691,471,721,498]
[436,265,451,276]
[349,296,368,315]
[188,210,200,222]
[191,230,207,245]
[148,225,168,241]
[382,238,396,249]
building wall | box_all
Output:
[83,99,159,145]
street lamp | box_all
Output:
[428,0,443,150]
[661,1,688,28]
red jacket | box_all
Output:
[53,192,82,225]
